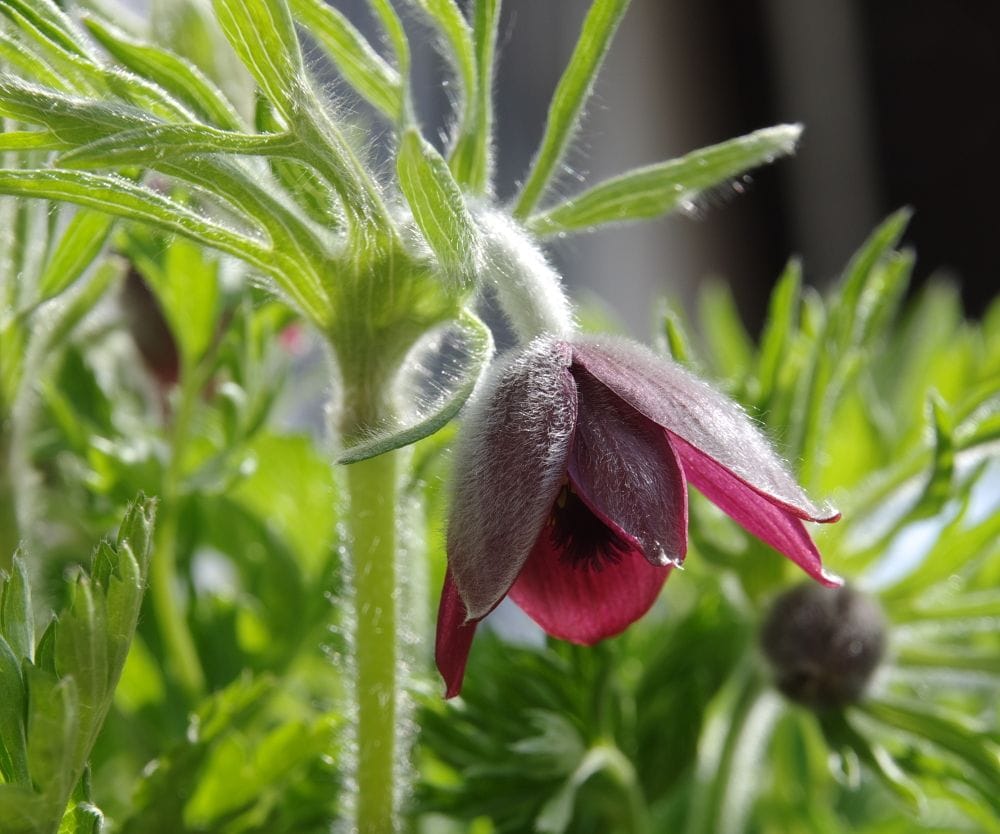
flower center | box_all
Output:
[549,483,630,572]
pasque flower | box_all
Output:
[436,335,842,697]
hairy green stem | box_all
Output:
[346,450,401,833]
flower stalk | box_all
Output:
[345,448,402,833]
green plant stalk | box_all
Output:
[148,371,207,702]
[346,449,401,833]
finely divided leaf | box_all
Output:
[527,124,803,236]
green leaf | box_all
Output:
[0,168,271,271]
[829,208,912,354]
[0,130,66,151]
[0,0,91,59]
[114,492,157,577]
[81,14,244,130]
[414,0,476,135]
[142,235,221,370]
[860,699,1000,798]
[755,258,801,405]
[368,0,411,81]
[55,123,300,170]
[0,30,69,90]
[36,210,115,304]
[0,75,156,145]
[0,636,29,784]
[339,311,493,463]
[289,0,403,122]
[820,711,923,812]
[212,0,305,121]
[0,784,50,834]
[1,553,33,663]
[54,575,109,766]
[698,281,754,382]
[513,0,631,219]
[397,128,479,282]
[685,668,783,834]
[26,665,78,803]
[526,124,803,235]
[449,0,500,191]
[58,801,103,834]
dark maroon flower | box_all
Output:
[436,335,841,697]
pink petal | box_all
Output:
[569,368,688,566]
[509,525,673,644]
[435,570,479,698]
[448,337,578,618]
[668,432,843,586]
[571,337,839,523]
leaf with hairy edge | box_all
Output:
[289,0,402,123]
[368,0,411,80]
[449,0,500,192]
[56,124,300,169]
[212,0,304,121]
[526,124,803,235]
[414,0,476,139]
[0,31,69,90]
[0,169,269,268]
[339,311,494,463]
[513,0,631,219]
[397,128,478,283]
[82,14,243,131]
[36,211,115,304]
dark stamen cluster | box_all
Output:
[549,484,630,572]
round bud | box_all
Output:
[761,583,887,709]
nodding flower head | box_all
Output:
[436,335,841,697]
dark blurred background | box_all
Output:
[405,0,1000,336]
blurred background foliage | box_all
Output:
[0,0,997,833]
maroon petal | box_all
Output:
[509,525,673,644]
[435,570,480,698]
[669,432,843,586]
[448,337,578,618]
[569,368,688,567]
[572,337,839,523]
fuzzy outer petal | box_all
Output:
[569,368,688,566]
[435,570,479,698]
[571,337,839,522]
[448,336,578,618]
[509,527,672,644]
[669,432,843,586]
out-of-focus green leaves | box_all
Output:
[527,125,803,237]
